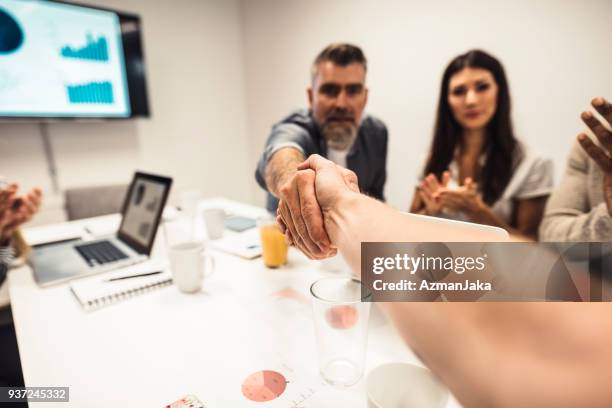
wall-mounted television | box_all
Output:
[0,0,149,119]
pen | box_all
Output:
[106,270,163,282]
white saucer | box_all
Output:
[366,362,449,408]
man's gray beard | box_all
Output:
[321,122,357,151]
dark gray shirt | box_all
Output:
[255,109,388,212]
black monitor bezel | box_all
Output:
[0,0,150,120]
[117,171,172,256]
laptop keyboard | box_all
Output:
[75,241,129,267]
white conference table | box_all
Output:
[9,198,460,407]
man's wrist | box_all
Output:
[274,169,298,196]
[265,148,305,198]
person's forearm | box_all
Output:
[264,148,305,197]
[324,193,505,404]
[325,193,612,406]
[325,191,507,273]
[383,302,504,407]
[324,195,612,406]
[382,302,612,408]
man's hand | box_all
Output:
[276,169,335,259]
[265,148,334,259]
[277,154,359,257]
[298,155,359,212]
[577,97,612,216]
[0,185,42,243]
[418,172,450,215]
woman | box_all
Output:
[410,49,553,240]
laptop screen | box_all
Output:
[118,173,172,253]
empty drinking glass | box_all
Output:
[310,277,371,387]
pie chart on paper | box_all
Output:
[241,370,287,402]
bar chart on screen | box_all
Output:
[60,33,109,61]
[0,0,131,116]
[66,81,114,104]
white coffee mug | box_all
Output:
[203,208,225,240]
[366,363,448,408]
[168,241,215,293]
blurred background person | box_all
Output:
[255,43,388,214]
[540,97,612,241]
[254,43,388,258]
[409,50,553,240]
[0,182,42,391]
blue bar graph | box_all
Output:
[60,34,109,62]
[66,82,114,104]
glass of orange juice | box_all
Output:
[258,216,288,268]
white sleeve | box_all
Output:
[514,157,554,199]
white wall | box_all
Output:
[3,0,611,225]
[0,0,252,225]
[241,0,612,209]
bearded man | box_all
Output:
[255,43,388,222]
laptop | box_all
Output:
[30,172,172,287]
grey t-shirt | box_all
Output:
[255,109,388,212]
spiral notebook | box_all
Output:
[70,260,172,311]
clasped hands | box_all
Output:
[275,155,359,259]
[275,155,485,259]
[418,171,485,218]
[0,184,42,244]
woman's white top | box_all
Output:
[421,143,554,224]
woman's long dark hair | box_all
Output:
[424,49,522,205]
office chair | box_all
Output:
[64,184,128,221]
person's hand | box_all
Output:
[0,185,42,243]
[577,97,612,216]
[276,169,333,259]
[277,155,358,257]
[297,155,359,213]
[437,178,485,217]
[0,183,19,243]
[418,172,450,215]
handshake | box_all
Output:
[275,155,361,260]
